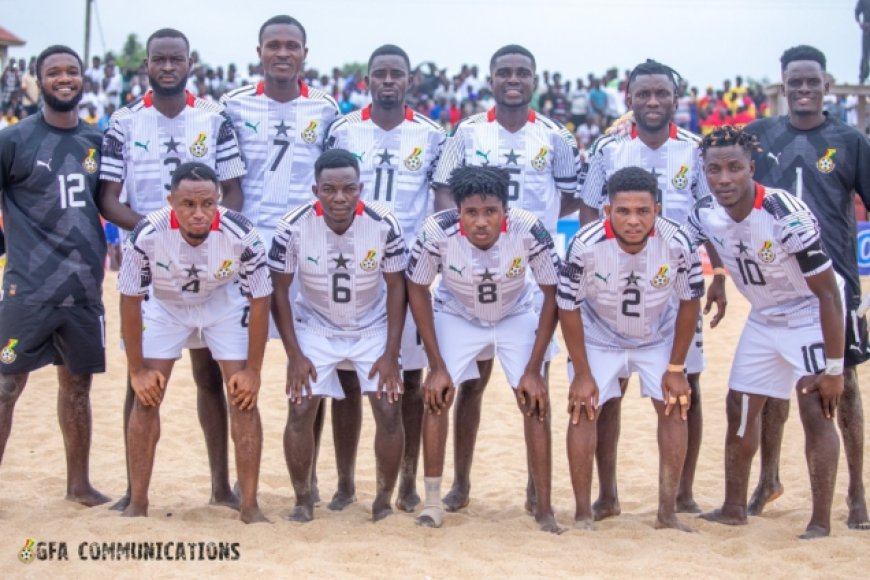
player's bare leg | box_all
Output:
[567,408,598,529]
[56,367,110,507]
[397,369,423,512]
[519,391,562,534]
[525,362,550,515]
[122,359,175,518]
[839,367,869,529]
[328,370,362,511]
[110,376,135,511]
[416,397,453,528]
[677,372,702,513]
[593,378,627,521]
[652,399,693,532]
[0,373,27,466]
[701,390,766,526]
[747,398,788,515]
[368,393,404,522]
[443,358,493,512]
[310,398,325,505]
[284,396,322,522]
[796,376,840,539]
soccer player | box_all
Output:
[577,60,725,517]
[429,44,579,514]
[744,45,870,530]
[560,166,703,532]
[118,162,271,523]
[0,45,109,507]
[689,126,844,539]
[324,44,446,512]
[269,149,407,523]
[407,165,561,533]
[99,28,246,511]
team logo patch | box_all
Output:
[82,148,98,174]
[404,147,424,171]
[817,148,836,174]
[672,164,689,190]
[1,338,19,364]
[18,538,36,564]
[190,133,208,157]
[214,259,234,279]
[531,147,549,171]
[757,240,775,263]
[301,120,318,144]
[650,265,670,288]
[506,257,525,278]
[360,249,378,272]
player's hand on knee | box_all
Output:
[704,276,728,328]
[801,374,844,420]
[422,367,453,414]
[567,373,598,424]
[517,371,548,421]
[369,353,403,404]
[286,355,316,404]
[662,370,691,420]
[130,368,166,407]
[228,368,261,411]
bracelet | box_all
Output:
[712,267,727,277]
[667,363,684,373]
[825,357,844,376]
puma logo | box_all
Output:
[36,159,52,170]
[244,121,260,133]
[766,151,781,165]
[134,140,150,152]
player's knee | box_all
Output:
[0,375,25,405]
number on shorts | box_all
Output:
[477,282,497,304]
[736,257,766,286]
[332,272,352,303]
[801,342,825,374]
[240,305,250,328]
[620,288,641,318]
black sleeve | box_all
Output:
[854,131,870,212]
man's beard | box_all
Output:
[42,88,83,113]
[148,74,187,97]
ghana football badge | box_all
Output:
[816,148,836,174]
[650,265,670,288]
[360,249,378,272]
[505,256,525,278]
[215,259,234,279]
[301,120,318,144]
[531,147,549,171]
[672,164,689,190]
[190,133,208,157]
[18,538,36,564]
[1,338,19,364]
[757,240,775,263]
[404,147,424,171]
[82,148,98,174]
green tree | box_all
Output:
[116,34,146,72]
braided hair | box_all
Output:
[448,166,511,208]
[700,125,761,157]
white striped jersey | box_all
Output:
[407,207,560,325]
[100,90,246,216]
[325,104,446,246]
[268,200,407,335]
[686,184,831,325]
[431,108,579,235]
[558,216,704,349]
[118,206,272,305]
[220,81,340,245]
[579,124,709,226]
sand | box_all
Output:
[1,273,868,578]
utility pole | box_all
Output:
[83,0,93,65]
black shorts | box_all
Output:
[0,301,106,375]
[846,294,870,366]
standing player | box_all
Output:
[430,44,580,513]
[560,166,703,532]
[577,60,725,517]
[324,44,445,512]
[118,163,271,524]
[690,126,844,539]
[0,45,109,507]
[407,166,561,533]
[269,149,407,523]
[744,45,870,530]
[99,28,247,511]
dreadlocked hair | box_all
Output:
[448,165,510,208]
[700,125,761,157]
[627,59,681,90]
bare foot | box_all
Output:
[655,514,696,533]
[395,486,420,513]
[443,485,470,513]
[847,493,870,530]
[592,497,621,521]
[210,488,241,511]
[66,485,111,507]
[799,524,831,539]
[121,502,148,518]
[109,492,130,512]
[536,512,565,535]
[676,496,702,514]
[327,490,356,511]
[372,498,393,522]
[574,518,595,531]
[747,481,783,516]
[287,504,314,522]
[240,506,270,524]
[699,508,748,526]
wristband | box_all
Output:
[824,357,844,376]
[713,267,727,277]
[667,363,685,373]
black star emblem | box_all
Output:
[377,148,394,166]
[623,270,640,287]
[184,264,202,278]
[274,120,290,137]
[163,136,181,153]
[649,166,662,181]
[504,148,521,165]
[736,240,749,255]
[332,253,350,269]
[480,268,495,281]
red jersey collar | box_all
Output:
[314,200,365,217]
[603,218,655,239]
[486,107,536,124]
[753,182,766,209]
[630,122,678,140]
[143,90,195,108]
[360,104,415,122]
[254,79,308,97]
[458,215,509,237]
[170,209,221,231]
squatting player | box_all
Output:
[559,166,702,532]
[407,166,561,533]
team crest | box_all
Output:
[82,148,98,174]
[531,147,549,171]
[301,120,318,144]
[817,148,836,174]
[506,256,525,278]
[1,338,19,364]
[757,240,775,263]
[404,147,424,171]
[214,259,234,279]
[190,133,208,157]
[650,265,670,288]
[672,164,689,190]
[18,538,36,564]
[360,249,378,272]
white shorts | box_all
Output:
[142,287,249,361]
[400,307,427,371]
[296,330,387,400]
[729,316,824,400]
[570,343,671,406]
[435,311,542,389]
[682,311,706,374]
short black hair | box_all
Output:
[146,28,190,56]
[368,44,410,73]
[448,166,510,208]
[627,59,681,91]
[489,44,536,71]
[259,15,307,45]
[780,45,826,71]
[171,162,219,191]
[700,125,761,157]
[607,166,659,200]
[36,45,83,80]
[314,149,360,181]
